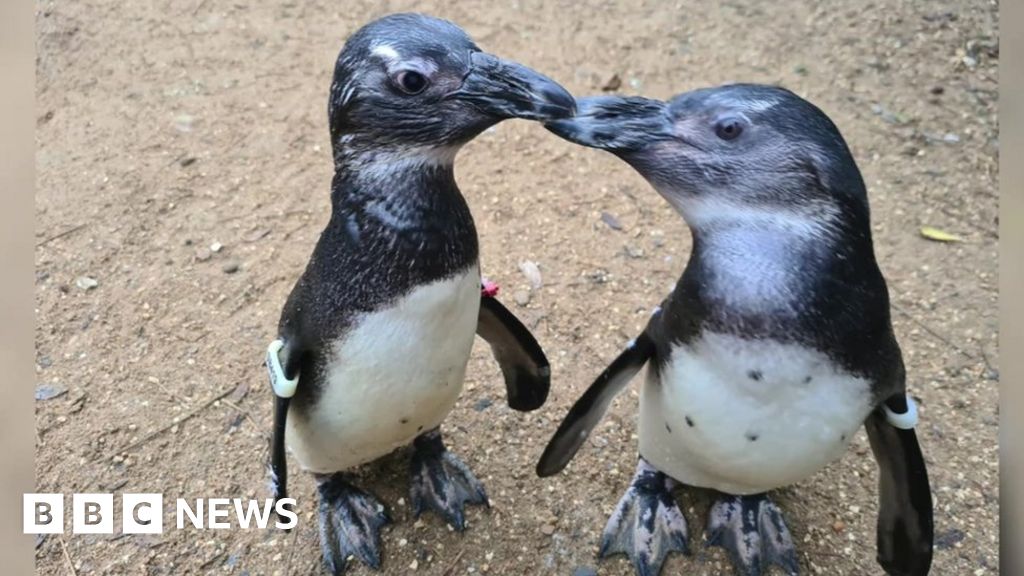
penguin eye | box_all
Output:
[714,116,745,141]
[394,70,428,95]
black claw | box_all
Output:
[707,493,799,576]
[317,474,392,574]
[599,459,690,576]
[409,428,489,532]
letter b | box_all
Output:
[73,494,113,534]
[23,494,63,534]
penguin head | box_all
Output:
[327,13,574,163]
[546,85,868,234]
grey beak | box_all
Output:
[545,96,674,152]
[457,52,575,121]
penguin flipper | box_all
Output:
[864,395,934,576]
[536,332,655,477]
[477,293,551,412]
[266,337,303,505]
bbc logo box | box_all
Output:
[24,493,163,534]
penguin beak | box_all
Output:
[456,52,576,121]
[545,96,675,152]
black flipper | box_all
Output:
[477,291,551,411]
[536,331,655,477]
[864,395,934,576]
[266,338,303,505]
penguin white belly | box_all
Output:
[287,265,481,474]
[638,331,874,494]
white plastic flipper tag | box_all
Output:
[882,394,918,429]
[266,339,298,399]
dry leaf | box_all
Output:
[920,226,962,243]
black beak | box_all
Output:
[457,52,575,121]
[545,96,675,152]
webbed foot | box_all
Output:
[409,428,489,531]
[316,473,392,574]
[707,493,799,576]
[599,458,690,576]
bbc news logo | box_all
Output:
[24,494,297,534]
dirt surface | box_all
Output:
[34,0,999,574]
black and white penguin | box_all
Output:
[537,85,933,576]
[263,13,573,575]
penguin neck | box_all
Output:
[681,198,840,319]
[331,144,466,229]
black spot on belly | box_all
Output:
[417,425,424,432]
[747,370,763,381]
[746,432,759,442]
[665,422,672,434]
[840,433,846,442]
[804,375,813,384]
[400,417,409,425]
[685,415,695,427]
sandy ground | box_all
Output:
[34,0,999,574]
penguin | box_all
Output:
[263,13,574,575]
[536,85,933,576]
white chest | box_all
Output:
[638,332,873,494]
[287,265,481,473]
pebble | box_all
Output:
[173,114,195,133]
[75,276,99,291]
[832,520,846,533]
[474,398,493,412]
[195,248,212,262]
[408,559,418,570]
[518,260,543,289]
[35,384,67,401]
[222,261,240,274]
[514,290,531,307]
[210,241,223,253]
[600,211,623,230]
[540,524,555,536]
[573,568,598,576]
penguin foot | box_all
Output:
[409,428,489,531]
[706,493,799,576]
[599,458,690,576]
[316,474,392,575]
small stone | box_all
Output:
[540,524,555,536]
[75,276,99,290]
[195,248,212,262]
[832,520,846,533]
[514,290,531,307]
[473,398,493,412]
[408,559,418,570]
[173,114,195,132]
[179,156,197,167]
[601,211,623,230]
[942,133,960,143]
[573,567,598,576]
[222,261,240,274]
[935,528,966,550]
[210,241,223,253]
[35,384,67,401]
[518,260,543,290]
[601,74,622,92]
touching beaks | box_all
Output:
[456,52,576,121]
[544,95,675,152]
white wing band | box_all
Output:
[266,339,298,399]
[882,394,918,429]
